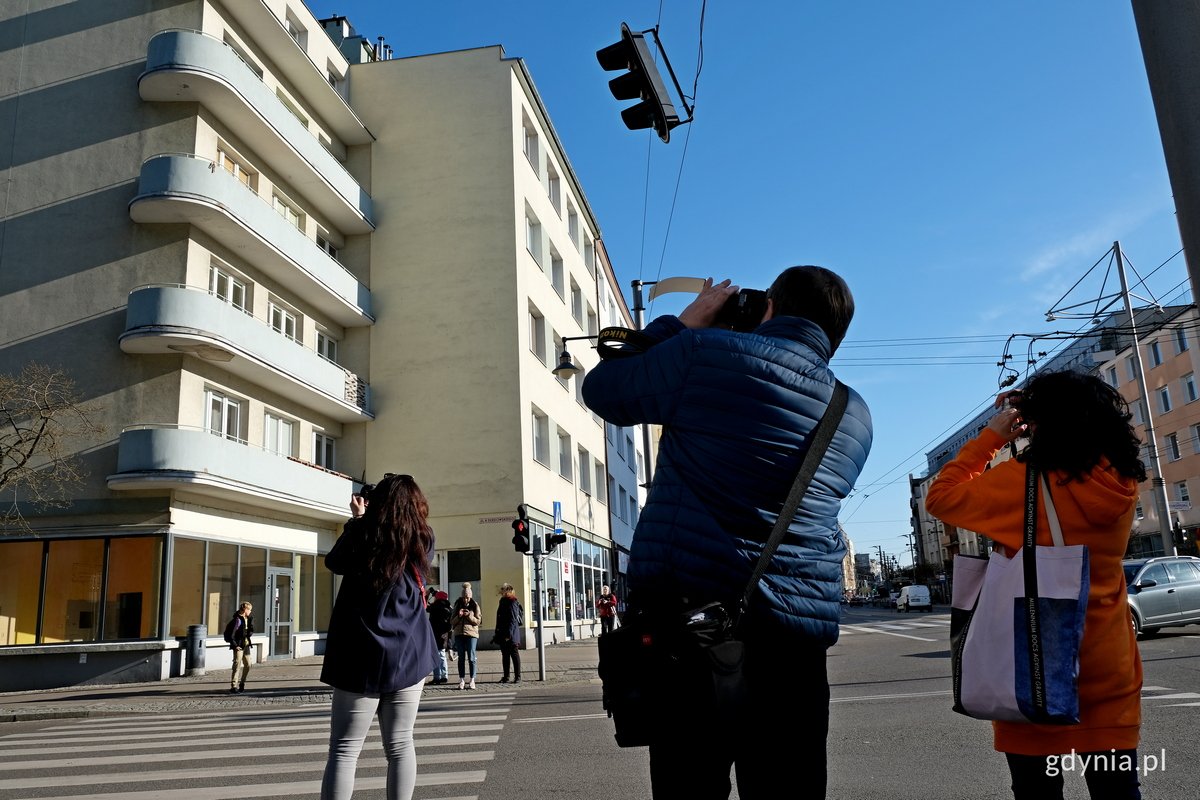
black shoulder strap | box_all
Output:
[740,381,850,618]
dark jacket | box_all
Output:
[226,614,253,650]
[494,595,523,643]
[427,597,453,649]
[582,314,873,645]
[320,518,439,694]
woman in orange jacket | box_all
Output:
[926,370,1144,800]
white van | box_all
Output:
[896,585,932,612]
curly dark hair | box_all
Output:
[361,474,434,592]
[1013,369,1147,483]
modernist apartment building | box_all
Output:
[0,0,643,689]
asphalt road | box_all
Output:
[2,608,1197,799]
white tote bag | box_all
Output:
[949,466,1090,723]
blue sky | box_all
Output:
[311,2,1189,564]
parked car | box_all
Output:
[1124,555,1200,636]
[896,584,933,612]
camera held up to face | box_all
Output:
[715,288,768,332]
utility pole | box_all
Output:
[1116,241,1177,558]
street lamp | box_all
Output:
[551,335,597,379]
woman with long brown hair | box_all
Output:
[320,474,438,800]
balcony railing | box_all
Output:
[129,154,372,327]
[139,29,374,232]
[108,425,355,520]
[121,284,371,421]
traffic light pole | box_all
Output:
[531,538,547,681]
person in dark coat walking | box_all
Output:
[225,601,254,693]
[494,583,523,683]
[319,474,438,800]
[427,590,452,684]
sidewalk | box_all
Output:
[0,638,601,723]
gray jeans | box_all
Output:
[321,681,424,800]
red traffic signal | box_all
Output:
[596,22,681,143]
[512,503,531,553]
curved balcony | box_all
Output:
[108,426,354,521]
[120,285,371,422]
[129,154,372,327]
[139,30,374,234]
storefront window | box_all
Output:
[104,537,162,639]
[240,546,267,621]
[299,554,315,632]
[573,563,586,622]
[42,539,104,643]
[447,548,481,587]
[543,556,562,621]
[316,555,334,630]
[207,542,238,626]
[170,537,205,636]
[0,540,43,645]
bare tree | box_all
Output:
[0,363,105,531]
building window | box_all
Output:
[529,307,547,363]
[273,193,304,231]
[522,119,539,174]
[567,206,580,249]
[316,230,339,261]
[595,459,607,503]
[269,300,299,342]
[205,390,242,441]
[1177,327,1190,354]
[1125,356,1136,382]
[584,235,595,274]
[209,262,247,311]
[618,486,629,522]
[547,164,561,216]
[314,432,336,469]
[1185,373,1197,403]
[1159,386,1172,414]
[551,252,565,298]
[216,147,254,188]
[575,366,586,406]
[265,412,295,457]
[1166,432,1181,461]
[579,446,592,493]
[1150,341,1163,367]
[1176,481,1190,504]
[525,213,543,266]
[626,435,635,469]
[558,429,573,480]
[532,408,550,465]
[316,330,338,363]
[1135,500,1144,520]
[637,451,645,483]
[1105,366,1118,388]
[1192,424,1200,455]
[276,88,309,129]
[587,306,598,337]
[571,280,583,325]
[629,496,638,525]
[284,10,308,49]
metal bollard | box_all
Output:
[186,624,207,676]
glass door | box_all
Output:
[266,569,293,658]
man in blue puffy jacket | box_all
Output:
[583,266,872,800]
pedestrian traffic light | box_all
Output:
[511,504,530,554]
[596,22,682,143]
[546,531,567,554]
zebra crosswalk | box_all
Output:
[0,691,515,800]
[839,614,951,642]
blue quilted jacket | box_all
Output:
[582,314,872,645]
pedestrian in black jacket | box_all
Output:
[224,602,253,693]
[427,590,452,684]
[494,583,523,683]
[319,474,438,800]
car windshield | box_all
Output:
[1123,563,1142,584]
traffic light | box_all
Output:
[511,504,530,554]
[546,531,567,555]
[596,22,681,143]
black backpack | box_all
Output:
[223,615,241,645]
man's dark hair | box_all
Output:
[766,266,854,353]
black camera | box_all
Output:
[356,483,376,501]
[715,289,768,333]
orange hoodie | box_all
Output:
[926,428,1142,755]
